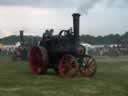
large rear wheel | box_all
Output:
[58,54,78,78]
[29,46,48,75]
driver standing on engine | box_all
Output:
[40,29,54,48]
[43,29,54,40]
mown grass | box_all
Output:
[0,56,128,96]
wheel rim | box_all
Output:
[29,46,48,75]
[58,55,78,78]
[79,56,96,77]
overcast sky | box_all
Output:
[0,0,128,38]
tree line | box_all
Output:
[0,32,128,45]
[80,32,128,45]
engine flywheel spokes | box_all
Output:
[58,55,78,78]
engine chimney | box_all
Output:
[20,30,24,46]
[72,13,80,45]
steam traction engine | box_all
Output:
[29,13,96,77]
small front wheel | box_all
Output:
[78,56,96,77]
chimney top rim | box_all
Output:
[72,13,80,16]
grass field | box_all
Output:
[0,56,128,96]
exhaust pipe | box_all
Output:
[72,13,80,45]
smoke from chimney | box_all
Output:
[77,0,128,15]
[78,0,100,15]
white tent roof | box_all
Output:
[81,43,94,48]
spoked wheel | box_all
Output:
[79,56,96,77]
[58,54,78,78]
[29,46,48,75]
